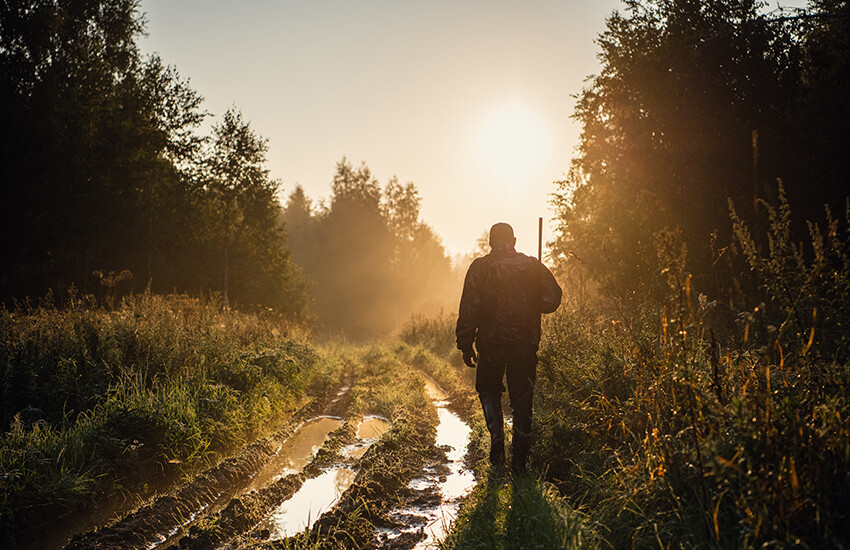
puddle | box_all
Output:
[247,416,344,490]
[152,416,344,549]
[357,415,391,439]
[261,415,390,540]
[342,415,391,460]
[434,407,475,501]
[379,373,474,549]
[422,376,448,402]
[262,467,357,539]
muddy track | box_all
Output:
[64,384,352,550]
[229,412,440,550]
[237,372,476,550]
[63,366,478,550]
[175,418,360,549]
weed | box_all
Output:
[0,292,326,542]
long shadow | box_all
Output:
[505,472,581,549]
[444,468,510,549]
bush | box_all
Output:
[533,189,850,547]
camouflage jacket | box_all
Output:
[456,247,562,353]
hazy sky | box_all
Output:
[138,0,807,257]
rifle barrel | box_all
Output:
[538,217,543,263]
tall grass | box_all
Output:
[408,189,850,547]
[399,311,457,356]
[533,189,850,547]
[0,292,327,541]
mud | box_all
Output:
[247,373,475,550]
[56,369,477,550]
[375,374,474,549]
[247,416,345,490]
[176,419,358,549]
[263,466,358,539]
[62,383,351,550]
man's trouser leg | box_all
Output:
[476,350,507,466]
[506,347,538,472]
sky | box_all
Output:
[138,0,808,258]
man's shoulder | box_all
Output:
[494,250,537,267]
[463,256,491,281]
[470,250,537,268]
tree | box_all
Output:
[549,0,847,303]
[282,160,456,337]
[282,185,316,269]
[313,159,395,335]
[203,108,304,314]
[0,0,208,300]
[382,177,455,318]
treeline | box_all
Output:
[552,0,850,307]
[524,1,850,546]
[283,159,457,338]
[0,0,457,333]
[0,0,305,315]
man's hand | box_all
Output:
[462,347,478,368]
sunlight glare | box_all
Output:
[476,103,549,191]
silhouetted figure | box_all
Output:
[456,222,562,472]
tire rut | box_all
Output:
[64,383,352,550]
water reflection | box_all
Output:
[248,417,343,491]
[342,415,391,459]
[357,415,391,440]
[263,467,357,539]
[380,373,474,549]
[263,415,390,539]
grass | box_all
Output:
[4,187,847,548]
[408,191,850,548]
[441,470,584,550]
[0,292,335,544]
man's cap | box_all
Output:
[489,222,515,247]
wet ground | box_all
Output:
[55,372,476,550]
[375,374,475,549]
[259,415,391,540]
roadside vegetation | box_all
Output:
[532,191,850,547]
[0,292,337,545]
[172,340,474,550]
[431,189,850,549]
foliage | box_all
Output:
[0,0,307,316]
[201,108,307,314]
[282,159,458,338]
[731,182,850,362]
[0,293,328,540]
[550,0,848,302]
[535,193,850,547]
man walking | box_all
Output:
[456,222,562,472]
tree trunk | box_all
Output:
[223,243,230,310]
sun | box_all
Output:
[476,103,549,190]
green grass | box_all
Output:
[442,471,584,550]
[0,292,334,542]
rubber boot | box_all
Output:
[479,392,505,466]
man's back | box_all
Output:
[457,247,561,352]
